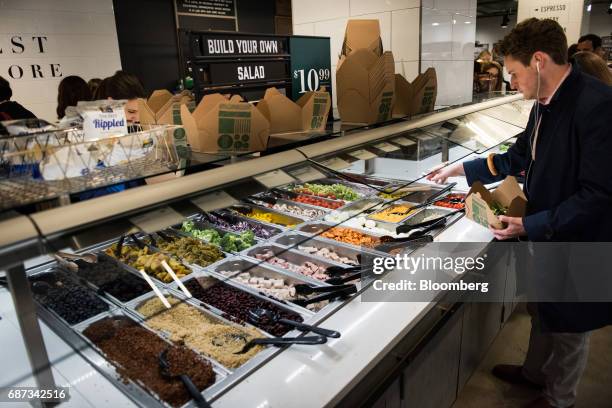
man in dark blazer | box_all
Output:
[427,18,612,408]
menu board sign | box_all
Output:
[176,0,235,17]
[196,34,288,57]
[206,60,289,85]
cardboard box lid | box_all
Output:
[341,19,383,57]
[256,87,303,133]
[147,89,174,113]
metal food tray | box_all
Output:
[127,289,274,370]
[322,197,387,224]
[282,191,347,210]
[209,210,284,240]
[201,258,324,317]
[93,239,196,288]
[61,254,153,307]
[367,201,421,225]
[228,203,307,228]
[26,265,116,327]
[139,230,233,275]
[377,182,444,202]
[250,195,329,221]
[241,243,341,285]
[281,177,374,202]
[399,207,456,227]
[175,216,263,253]
[296,222,388,255]
[274,232,384,265]
[72,308,228,407]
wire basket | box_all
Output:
[0,124,181,210]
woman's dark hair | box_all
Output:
[95,71,145,100]
[87,78,102,98]
[57,75,92,119]
[0,76,12,101]
[500,18,568,66]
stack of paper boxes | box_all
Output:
[336,20,396,125]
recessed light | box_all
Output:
[432,22,440,26]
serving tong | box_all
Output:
[233,334,327,355]
[292,284,357,307]
[158,348,211,408]
[395,208,464,235]
[247,308,340,338]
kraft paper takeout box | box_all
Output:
[464,176,527,230]
[256,87,331,134]
[139,90,195,126]
[393,68,438,117]
[336,49,395,124]
[182,93,270,153]
[336,19,395,125]
[341,19,383,57]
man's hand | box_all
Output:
[490,216,526,240]
[425,162,465,184]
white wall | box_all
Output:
[476,15,517,50]
[292,0,421,112]
[581,3,612,39]
[0,0,122,121]
[420,0,477,106]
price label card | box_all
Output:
[254,169,295,189]
[373,142,400,152]
[392,137,416,146]
[348,149,378,161]
[319,157,351,171]
[130,206,184,234]
[191,191,238,213]
[290,166,326,183]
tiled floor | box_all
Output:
[452,305,612,408]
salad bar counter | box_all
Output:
[0,94,533,408]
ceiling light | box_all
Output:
[608,1,612,14]
[432,22,440,26]
[465,21,472,24]
[587,2,592,12]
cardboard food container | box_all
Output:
[393,68,438,117]
[341,19,383,57]
[139,90,195,126]
[256,87,331,134]
[182,93,270,153]
[464,176,527,229]
[336,48,395,124]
